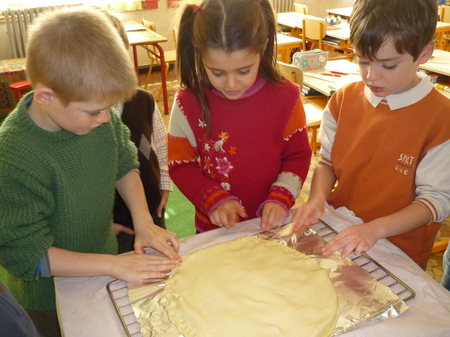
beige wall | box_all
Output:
[0,0,355,62]
[0,3,180,67]
[297,0,355,18]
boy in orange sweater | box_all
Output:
[292,0,450,270]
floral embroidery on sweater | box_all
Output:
[200,131,236,191]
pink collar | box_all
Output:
[211,74,266,99]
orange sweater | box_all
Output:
[320,77,450,268]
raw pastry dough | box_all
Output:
[164,236,339,337]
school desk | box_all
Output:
[277,12,351,51]
[277,33,302,63]
[326,7,352,20]
[420,49,450,77]
[302,59,361,97]
[419,49,450,99]
[123,20,170,114]
[278,12,450,52]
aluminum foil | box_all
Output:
[130,223,409,337]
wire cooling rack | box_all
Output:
[311,219,416,302]
[107,219,416,336]
[106,279,142,337]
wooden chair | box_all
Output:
[440,5,450,51]
[141,18,176,101]
[278,61,303,87]
[172,28,178,47]
[292,3,308,14]
[277,61,323,153]
[302,18,353,60]
[10,80,31,100]
[432,238,449,254]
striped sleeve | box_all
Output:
[414,139,450,223]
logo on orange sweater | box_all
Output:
[395,153,415,175]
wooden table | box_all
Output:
[322,24,352,51]
[302,59,361,97]
[279,12,450,53]
[419,50,450,105]
[277,12,352,51]
[0,58,28,116]
[276,12,320,38]
[123,20,170,114]
[435,21,450,50]
[302,54,450,100]
[277,33,302,63]
[326,7,352,20]
[420,49,450,76]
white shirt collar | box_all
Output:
[365,72,433,110]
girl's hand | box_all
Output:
[111,253,179,282]
[260,202,288,230]
[134,223,181,261]
[112,223,135,236]
[290,199,324,233]
[210,200,248,229]
[321,223,380,258]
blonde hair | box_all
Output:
[91,5,130,49]
[26,6,137,106]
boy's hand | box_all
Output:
[112,253,179,282]
[134,224,181,261]
[210,200,248,229]
[260,202,288,230]
[157,190,170,218]
[290,199,324,233]
[321,223,380,258]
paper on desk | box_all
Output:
[303,71,361,92]
[304,72,341,82]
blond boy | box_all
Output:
[0,7,180,336]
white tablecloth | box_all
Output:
[55,205,450,337]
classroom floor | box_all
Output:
[141,68,448,286]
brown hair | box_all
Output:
[177,0,280,130]
[350,0,437,61]
[26,6,136,106]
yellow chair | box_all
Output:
[301,18,353,60]
[278,61,303,87]
[141,18,177,101]
[277,61,323,153]
[292,3,308,14]
[432,238,449,254]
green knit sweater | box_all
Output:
[0,92,139,311]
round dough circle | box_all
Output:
[164,236,339,337]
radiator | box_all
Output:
[3,5,80,58]
[271,0,294,13]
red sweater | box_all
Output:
[168,77,312,232]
